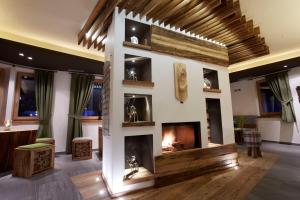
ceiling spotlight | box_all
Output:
[132,59,135,63]
[19,53,24,57]
[132,27,136,31]
[28,57,33,60]
[283,65,288,68]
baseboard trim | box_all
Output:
[55,149,99,155]
[262,140,300,146]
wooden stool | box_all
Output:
[36,138,55,145]
[13,143,55,177]
[243,129,262,158]
[72,137,92,160]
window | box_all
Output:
[257,80,281,117]
[81,79,103,121]
[13,72,38,123]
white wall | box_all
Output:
[230,67,300,144]
[103,9,235,194]
[0,64,100,152]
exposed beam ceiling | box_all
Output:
[78,0,269,64]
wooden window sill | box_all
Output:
[123,41,152,51]
[122,121,155,127]
[12,120,39,125]
[81,119,102,124]
[203,88,221,93]
[122,80,154,87]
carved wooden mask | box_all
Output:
[174,63,188,103]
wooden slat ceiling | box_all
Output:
[78,0,269,64]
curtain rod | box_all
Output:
[0,60,57,72]
[68,71,103,77]
[249,69,290,80]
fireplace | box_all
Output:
[162,122,201,153]
[124,135,154,184]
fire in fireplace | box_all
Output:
[162,122,201,152]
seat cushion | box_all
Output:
[18,143,52,149]
[73,137,92,141]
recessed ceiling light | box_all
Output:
[19,53,24,56]
[284,65,288,68]
[28,57,33,60]
[132,59,135,63]
[132,27,136,31]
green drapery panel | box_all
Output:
[266,72,296,123]
[35,70,54,138]
[66,74,95,153]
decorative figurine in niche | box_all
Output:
[126,98,138,122]
[204,78,212,89]
[126,69,138,81]
[130,36,139,44]
[123,155,139,180]
[297,86,300,103]
[174,63,188,103]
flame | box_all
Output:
[162,130,175,148]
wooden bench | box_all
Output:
[154,144,238,187]
[72,137,92,160]
[13,143,54,177]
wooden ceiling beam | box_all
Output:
[205,16,246,39]
[191,8,241,35]
[87,14,112,49]
[229,45,268,58]
[230,48,269,64]
[186,0,238,32]
[225,27,260,46]
[85,0,116,48]
[148,0,182,23]
[174,0,222,30]
[198,13,242,38]
[213,20,253,41]
[117,0,131,13]
[228,37,265,52]
[139,0,162,18]
[132,1,151,17]
[78,0,107,45]
[164,0,206,26]
[158,0,197,26]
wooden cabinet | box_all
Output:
[0,129,37,173]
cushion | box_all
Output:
[73,137,92,141]
[18,143,52,149]
[36,138,54,142]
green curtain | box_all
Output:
[266,72,296,123]
[66,74,95,153]
[35,70,54,138]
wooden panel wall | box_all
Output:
[151,26,229,67]
[154,144,238,187]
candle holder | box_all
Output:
[4,120,12,131]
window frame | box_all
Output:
[81,78,103,123]
[256,79,281,118]
[12,72,39,124]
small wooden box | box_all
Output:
[72,137,92,161]
[13,144,55,177]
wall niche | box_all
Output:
[122,93,154,127]
[206,98,223,145]
[203,68,221,93]
[124,19,151,50]
[124,134,154,185]
[123,54,154,87]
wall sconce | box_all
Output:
[4,120,12,131]
[296,86,300,103]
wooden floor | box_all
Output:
[71,150,278,200]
